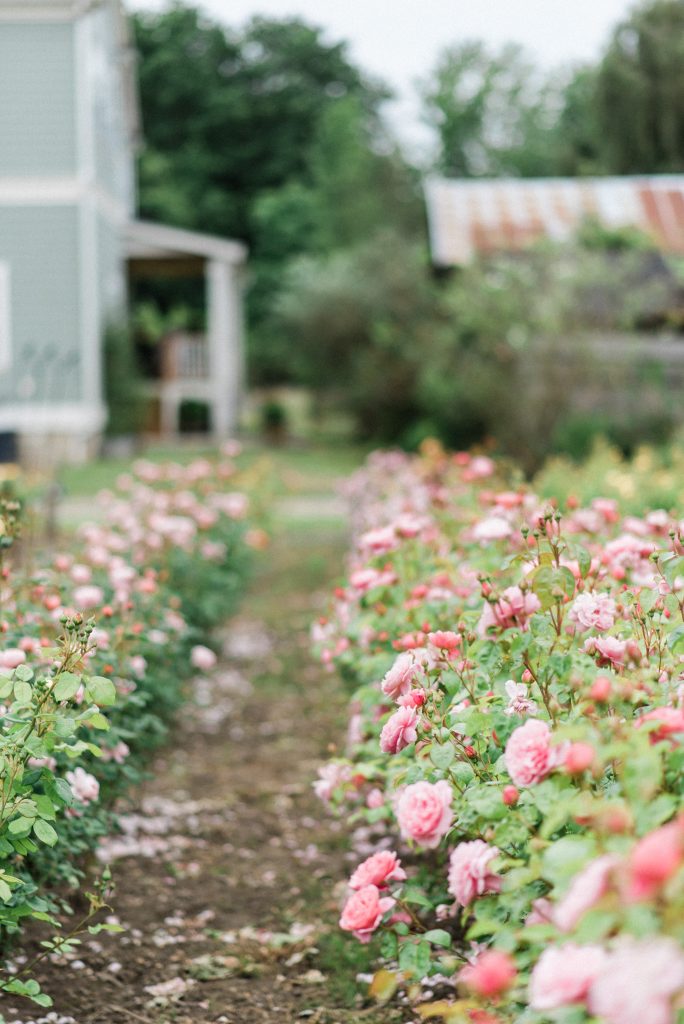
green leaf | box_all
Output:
[14,664,33,682]
[430,742,455,770]
[13,680,32,704]
[531,565,576,610]
[52,673,82,702]
[0,879,12,902]
[400,885,433,908]
[8,816,33,836]
[53,778,74,805]
[423,929,452,948]
[33,820,58,846]
[86,712,110,731]
[0,677,14,699]
[85,676,116,707]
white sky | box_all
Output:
[127,0,637,153]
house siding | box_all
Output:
[0,205,81,404]
[0,23,76,177]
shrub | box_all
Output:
[0,446,258,1010]
[313,443,684,1021]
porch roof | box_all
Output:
[125,220,247,267]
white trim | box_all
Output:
[0,2,101,21]
[0,263,11,373]
[0,178,130,224]
[0,178,82,204]
[0,403,107,432]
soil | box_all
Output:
[2,505,410,1024]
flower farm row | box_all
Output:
[0,447,260,1012]
[314,443,684,1024]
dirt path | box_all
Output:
[4,509,406,1024]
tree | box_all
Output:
[132,5,387,243]
[420,41,564,178]
[594,0,684,173]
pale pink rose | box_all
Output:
[504,679,538,717]
[70,564,92,584]
[72,585,105,610]
[366,788,384,810]
[525,897,554,926]
[313,762,352,803]
[129,655,147,679]
[553,854,619,932]
[428,630,461,652]
[585,635,627,669]
[466,455,496,480]
[381,652,423,701]
[339,884,395,943]
[396,780,453,849]
[380,706,419,754]
[0,648,27,670]
[448,840,501,906]
[100,741,130,764]
[473,516,512,542]
[530,944,608,1010]
[504,719,555,787]
[588,938,684,1024]
[569,592,616,632]
[359,526,398,555]
[397,689,426,709]
[478,586,541,635]
[66,767,99,805]
[190,645,217,672]
[349,850,407,890]
[459,950,516,997]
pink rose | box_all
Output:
[588,938,684,1024]
[72,584,105,610]
[569,592,616,632]
[590,635,628,668]
[380,706,419,754]
[349,850,407,890]
[190,645,217,672]
[478,586,541,636]
[396,780,453,849]
[628,820,684,900]
[636,706,684,743]
[0,648,26,670]
[530,944,607,1010]
[504,719,555,788]
[553,854,619,932]
[448,840,501,906]
[381,652,423,701]
[459,950,517,997]
[339,885,395,943]
[66,767,100,805]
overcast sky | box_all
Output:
[127,0,637,152]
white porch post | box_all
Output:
[206,257,244,438]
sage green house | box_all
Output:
[0,0,246,464]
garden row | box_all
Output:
[314,441,684,1024]
[0,446,261,1011]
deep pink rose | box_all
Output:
[380,706,419,754]
[349,850,407,890]
[504,719,555,788]
[530,944,607,1010]
[339,884,395,943]
[448,840,501,906]
[459,950,517,997]
[628,820,684,900]
[396,780,453,849]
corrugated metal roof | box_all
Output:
[425,175,684,266]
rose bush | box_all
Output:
[0,446,260,1010]
[314,442,684,1023]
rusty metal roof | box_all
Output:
[425,175,684,266]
